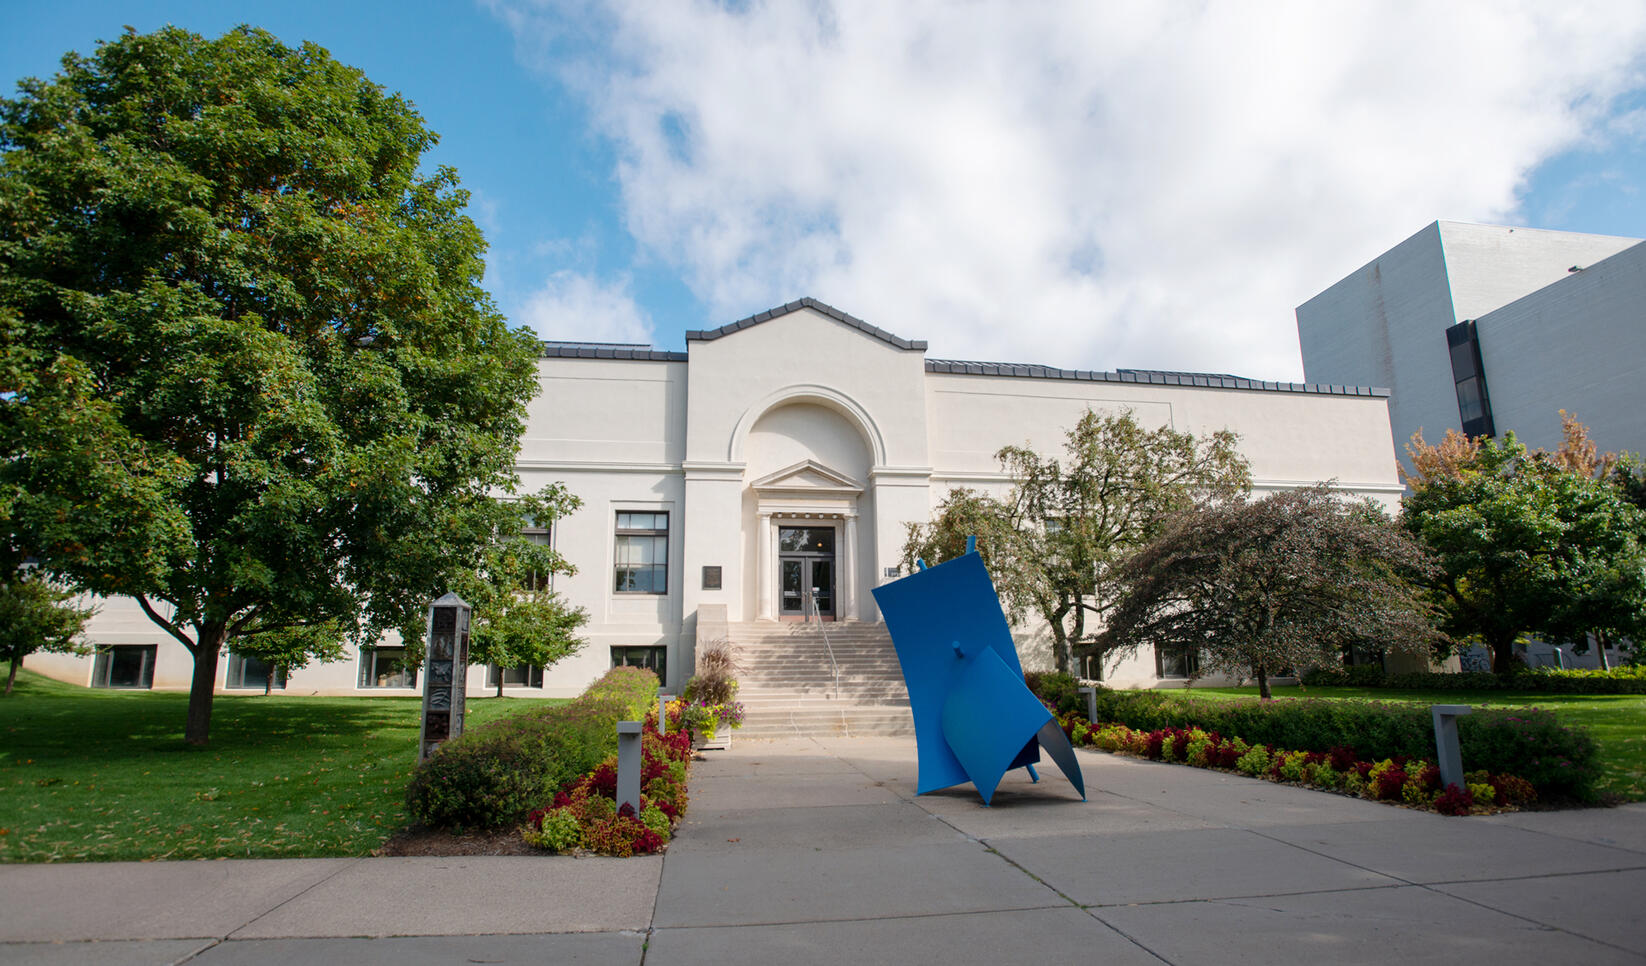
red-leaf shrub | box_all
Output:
[1373,765,1408,800]
[1434,784,1474,815]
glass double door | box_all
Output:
[778,526,835,617]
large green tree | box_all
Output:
[1402,425,1646,674]
[903,410,1250,673]
[1098,486,1441,698]
[0,27,542,743]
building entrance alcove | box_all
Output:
[742,399,874,622]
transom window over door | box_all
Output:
[614,511,669,593]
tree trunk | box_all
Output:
[1595,631,1612,671]
[1489,634,1521,676]
[1256,665,1271,700]
[1047,623,1070,674]
[496,675,504,699]
[186,626,227,746]
[4,655,18,696]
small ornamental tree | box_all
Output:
[0,566,94,695]
[438,484,590,697]
[1098,486,1442,698]
[225,621,347,695]
[1401,421,1646,674]
[1,28,541,743]
[903,410,1250,674]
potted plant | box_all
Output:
[681,640,743,750]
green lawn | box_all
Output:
[1178,684,1646,802]
[0,670,566,862]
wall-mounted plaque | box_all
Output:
[702,565,722,590]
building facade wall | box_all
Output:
[38,302,1404,697]
[1472,238,1646,455]
[1296,221,1641,461]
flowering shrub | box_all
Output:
[1368,760,1408,801]
[1235,744,1271,777]
[1070,713,1541,816]
[521,807,582,852]
[671,698,745,743]
[1434,784,1474,816]
[1082,686,1597,800]
[520,716,693,855]
[406,666,660,831]
[1488,772,1537,805]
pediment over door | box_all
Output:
[749,459,863,517]
[749,459,864,498]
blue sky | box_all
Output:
[5,1,1645,381]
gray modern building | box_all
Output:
[1297,221,1646,463]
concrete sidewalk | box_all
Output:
[2,737,1643,964]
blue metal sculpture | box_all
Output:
[872,546,1086,805]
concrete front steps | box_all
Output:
[728,621,914,738]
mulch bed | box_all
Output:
[375,826,539,857]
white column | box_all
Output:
[844,513,859,621]
[757,511,773,620]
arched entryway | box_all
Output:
[742,399,875,621]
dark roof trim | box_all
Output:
[925,359,1389,397]
[540,343,687,362]
[686,297,928,350]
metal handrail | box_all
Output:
[803,586,842,700]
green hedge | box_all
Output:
[1300,663,1646,694]
[405,666,660,831]
[1084,688,1600,801]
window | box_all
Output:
[1445,320,1496,438]
[1155,644,1200,679]
[611,645,667,686]
[91,645,156,689]
[359,647,416,688]
[521,524,554,591]
[614,511,669,593]
[226,653,287,690]
[487,663,544,688]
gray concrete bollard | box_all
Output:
[1431,704,1473,790]
[1079,685,1098,724]
[616,721,643,816]
[658,691,673,734]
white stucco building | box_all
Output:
[1297,221,1646,460]
[35,299,1404,698]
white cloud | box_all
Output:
[516,271,655,345]
[494,0,1646,380]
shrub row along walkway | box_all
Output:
[2,737,1643,965]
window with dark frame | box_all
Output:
[611,645,667,686]
[1445,319,1496,438]
[487,663,544,688]
[359,647,416,688]
[91,645,156,689]
[521,524,554,591]
[614,511,669,594]
[226,652,287,690]
[1154,644,1200,679]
